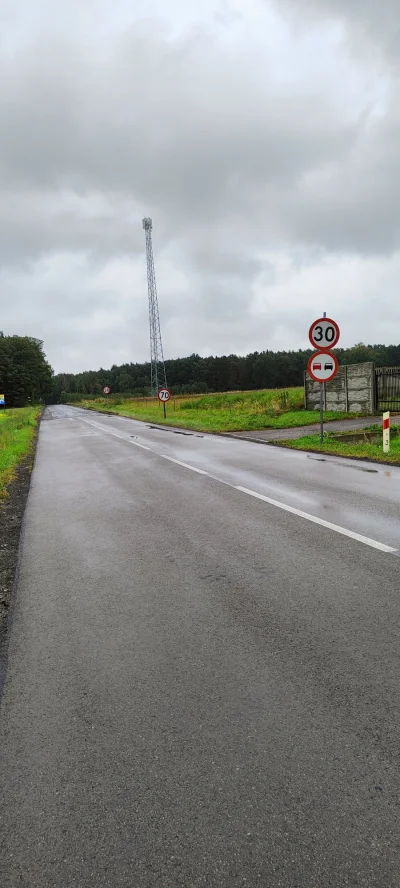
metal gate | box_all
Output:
[375,367,400,411]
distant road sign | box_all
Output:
[0,395,4,405]
[309,317,340,350]
[308,350,339,383]
[102,386,111,395]
[158,388,171,402]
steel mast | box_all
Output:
[142,217,167,396]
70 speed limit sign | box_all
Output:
[309,317,340,350]
[158,388,171,402]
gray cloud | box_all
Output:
[0,24,352,195]
[280,0,400,59]
[0,1,400,372]
[0,190,146,267]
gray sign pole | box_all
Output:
[320,311,326,443]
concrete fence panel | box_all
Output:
[305,362,375,414]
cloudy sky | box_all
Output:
[1,0,399,373]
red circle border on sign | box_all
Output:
[308,317,340,349]
[102,385,111,395]
[307,350,339,383]
[158,388,171,402]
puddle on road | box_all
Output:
[148,425,203,438]
[307,456,378,473]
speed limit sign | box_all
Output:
[309,317,340,350]
[158,388,171,403]
[102,385,111,395]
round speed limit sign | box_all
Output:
[102,385,111,395]
[309,317,340,350]
[158,388,171,403]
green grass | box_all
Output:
[69,388,360,433]
[275,429,400,464]
[0,407,41,495]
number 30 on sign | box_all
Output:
[309,318,340,350]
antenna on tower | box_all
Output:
[142,217,167,397]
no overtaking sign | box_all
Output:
[307,350,339,383]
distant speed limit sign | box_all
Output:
[308,350,339,383]
[102,385,111,395]
[158,388,171,402]
[309,317,340,350]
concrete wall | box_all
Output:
[305,362,375,413]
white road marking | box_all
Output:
[81,418,150,450]
[75,413,396,554]
[162,456,209,475]
[80,418,111,432]
[236,486,397,554]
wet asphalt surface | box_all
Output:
[1,405,400,887]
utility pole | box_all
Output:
[142,218,167,397]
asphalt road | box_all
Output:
[1,405,400,887]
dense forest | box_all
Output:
[52,342,400,402]
[0,334,53,407]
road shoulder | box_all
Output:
[0,429,40,691]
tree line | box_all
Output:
[51,342,400,402]
[0,334,53,407]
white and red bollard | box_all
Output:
[383,411,390,453]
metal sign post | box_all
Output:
[320,380,324,444]
[321,311,326,444]
[319,311,326,444]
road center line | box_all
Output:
[236,486,397,554]
[161,455,209,475]
[77,414,396,554]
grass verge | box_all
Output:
[69,388,360,433]
[274,428,400,465]
[0,407,41,496]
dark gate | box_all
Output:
[375,367,400,411]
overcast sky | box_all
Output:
[1,0,399,373]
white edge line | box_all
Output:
[162,455,209,475]
[236,486,397,554]
[131,441,151,451]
